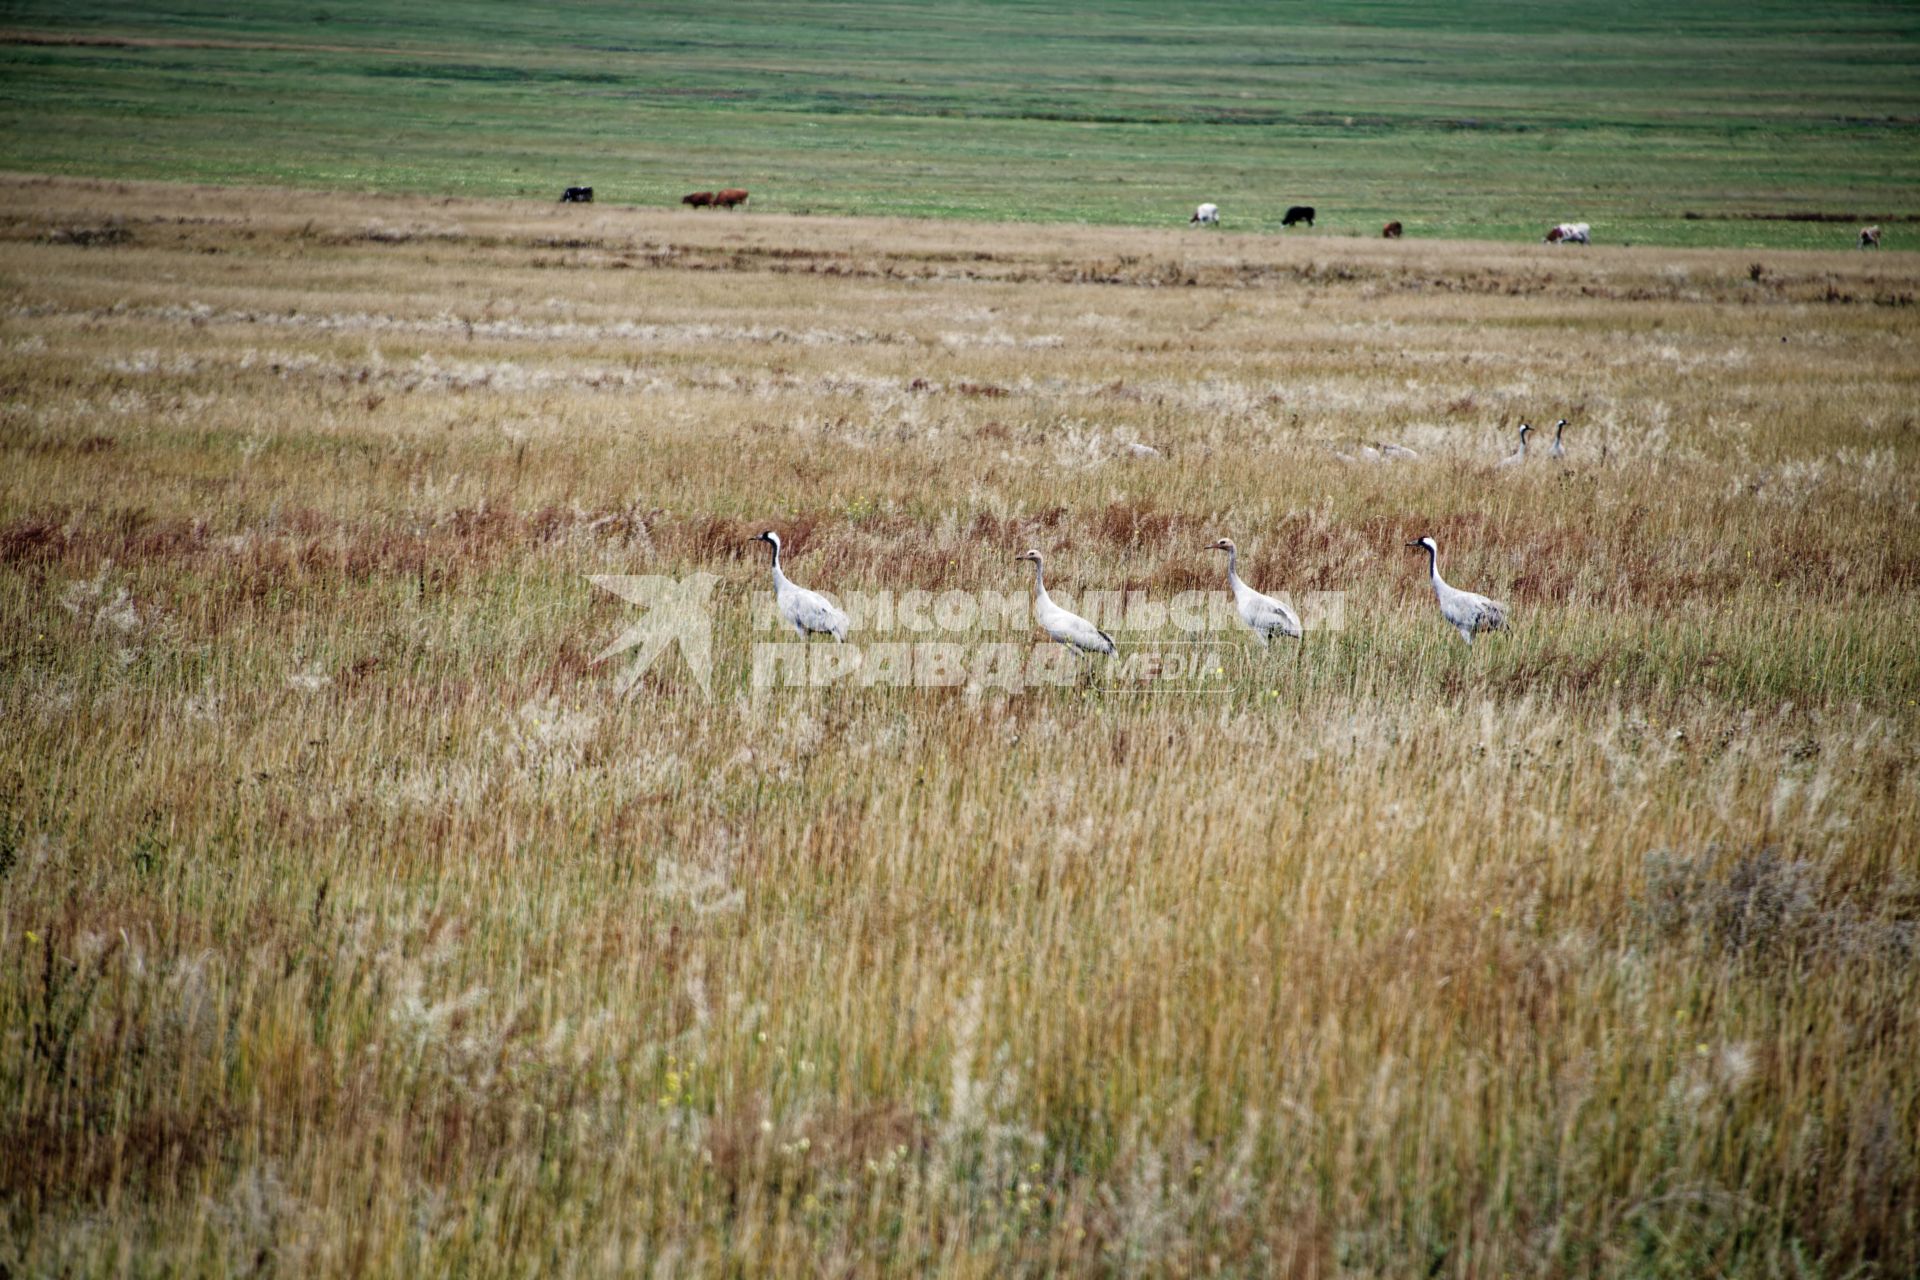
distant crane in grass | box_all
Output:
[1406,535,1508,645]
[1498,422,1533,468]
[753,531,848,641]
[1548,418,1570,460]
[1014,550,1115,663]
[1208,538,1301,644]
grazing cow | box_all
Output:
[1281,205,1315,227]
[1859,225,1882,249]
[1545,222,1591,245]
[713,188,750,210]
[559,186,593,203]
[1382,220,1403,239]
[1191,202,1220,226]
[681,191,715,209]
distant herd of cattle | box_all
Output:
[555,185,1885,248]
[681,188,751,210]
[1191,204,1886,248]
[556,186,749,210]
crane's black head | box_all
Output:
[1406,535,1437,552]
[1518,422,1533,438]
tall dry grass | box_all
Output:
[2,176,1917,1276]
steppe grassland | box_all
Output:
[2,0,1918,244]
[2,178,1918,1275]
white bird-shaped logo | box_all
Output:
[591,572,721,694]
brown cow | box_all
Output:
[1382,220,1403,239]
[1859,225,1882,249]
[681,191,715,209]
[713,188,750,210]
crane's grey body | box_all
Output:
[1015,550,1115,657]
[1498,422,1533,468]
[1338,442,1420,464]
[755,531,848,641]
[1209,538,1301,643]
[1548,418,1569,460]
[1408,536,1507,645]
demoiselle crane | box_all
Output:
[1208,538,1301,644]
[753,531,848,641]
[1548,418,1569,460]
[1014,550,1115,661]
[1406,536,1508,645]
[1498,423,1533,468]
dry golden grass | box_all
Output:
[2,175,1917,1277]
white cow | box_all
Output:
[1545,222,1591,245]
[1190,202,1220,226]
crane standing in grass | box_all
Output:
[1015,550,1115,665]
[1548,418,1570,460]
[1498,422,1533,468]
[1407,536,1508,645]
[1208,538,1302,644]
[754,530,849,641]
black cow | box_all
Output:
[1281,205,1315,228]
[559,186,594,203]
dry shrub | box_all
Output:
[39,222,132,247]
[1641,846,1917,965]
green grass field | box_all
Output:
[3,0,1918,245]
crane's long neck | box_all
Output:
[768,541,790,588]
[1223,545,1241,588]
[1425,544,1447,594]
[1028,559,1050,605]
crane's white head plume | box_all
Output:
[1406,535,1438,553]
[1207,538,1237,553]
[1518,422,1532,439]
[753,530,782,552]
[1014,549,1044,565]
